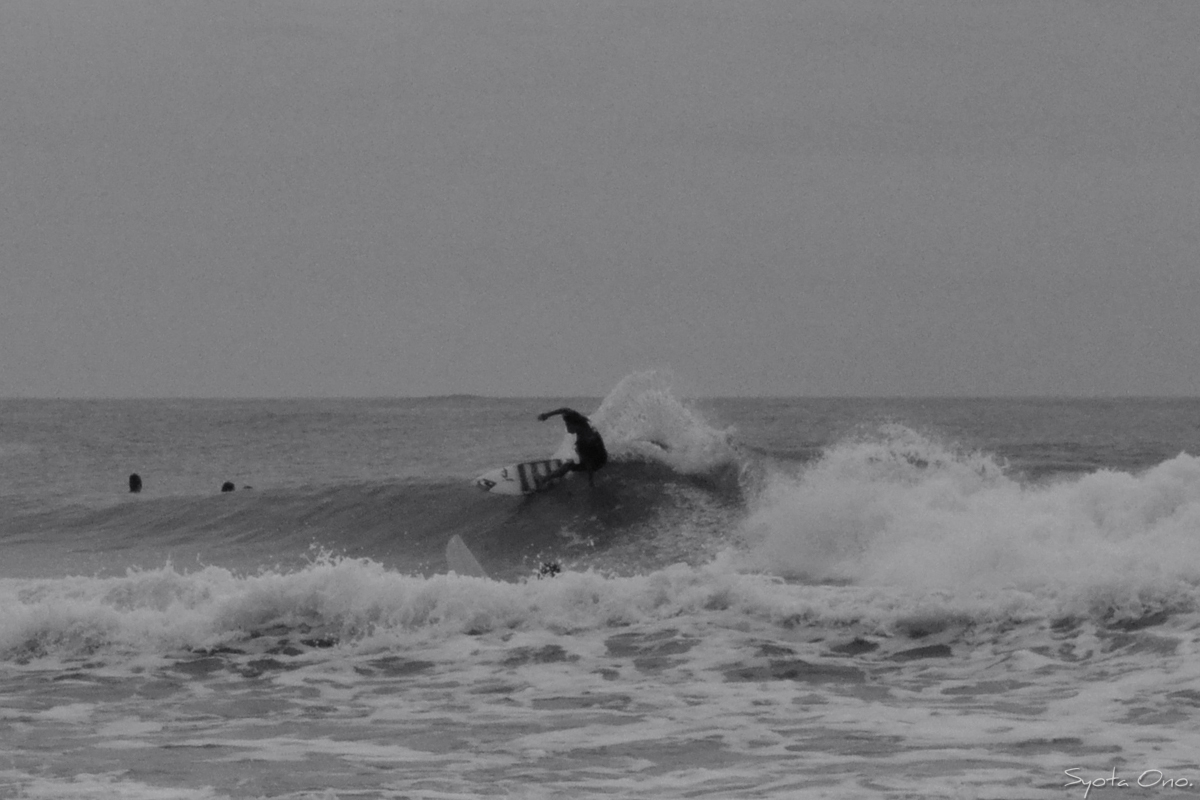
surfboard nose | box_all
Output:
[475,478,496,491]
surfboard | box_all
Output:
[474,432,580,495]
[445,534,488,578]
[474,458,570,495]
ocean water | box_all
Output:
[4,373,1200,799]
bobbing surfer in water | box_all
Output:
[536,408,608,489]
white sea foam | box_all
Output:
[5,553,1200,799]
[0,553,1168,668]
[736,425,1200,619]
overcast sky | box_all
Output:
[2,0,1198,398]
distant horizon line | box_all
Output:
[3,394,1199,402]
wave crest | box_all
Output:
[736,426,1200,602]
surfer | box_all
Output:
[536,408,608,488]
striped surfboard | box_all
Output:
[474,458,569,495]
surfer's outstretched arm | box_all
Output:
[537,408,574,422]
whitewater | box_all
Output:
[3,374,1200,798]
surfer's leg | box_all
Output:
[578,455,604,488]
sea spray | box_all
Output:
[590,371,740,475]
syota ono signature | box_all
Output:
[1065,768,1194,798]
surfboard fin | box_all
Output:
[445,535,488,579]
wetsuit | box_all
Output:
[537,408,608,486]
[571,422,607,472]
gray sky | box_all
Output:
[2,0,1198,397]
